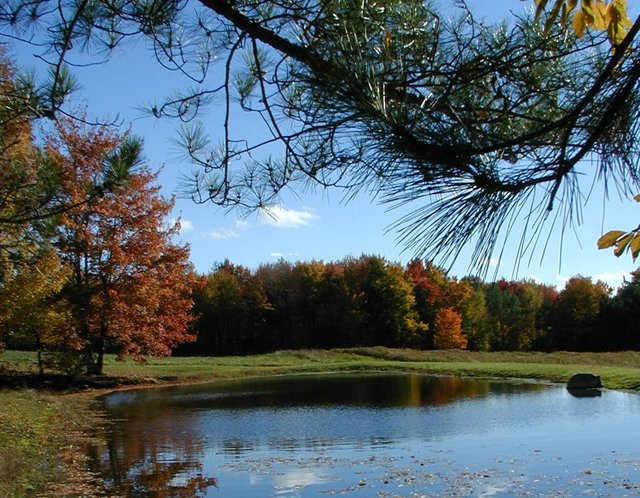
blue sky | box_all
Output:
[6,0,638,288]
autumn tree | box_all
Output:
[255,260,326,350]
[187,255,429,351]
[0,49,73,356]
[458,277,491,351]
[483,280,548,351]
[0,48,128,231]
[405,259,471,348]
[405,259,451,330]
[50,119,194,374]
[547,276,611,351]
[188,261,270,355]
[601,269,640,350]
[314,262,365,348]
[433,307,467,350]
[530,283,560,350]
[255,257,376,350]
[291,261,332,348]
[0,49,134,360]
[342,255,427,348]
[3,2,640,270]
[254,260,297,350]
[0,249,71,372]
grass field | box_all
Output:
[2,347,640,496]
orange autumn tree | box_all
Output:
[50,119,195,374]
[433,307,468,350]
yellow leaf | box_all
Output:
[597,230,625,249]
[573,9,587,37]
[608,22,628,46]
[581,0,595,12]
[594,1,607,30]
[581,0,596,23]
[604,2,614,24]
[544,0,566,32]
[614,232,634,256]
[535,0,551,20]
[630,234,640,261]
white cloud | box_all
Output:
[594,270,630,288]
[178,219,194,232]
[169,217,195,234]
[205,228,240,240]
[270,251,299,259]
[556,270,630,289]
[556,274,570,287]
[203,220,249,240]
[274,469,331,489]
[259,205,318,229]
[235,220,250,229]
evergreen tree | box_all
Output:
[3,2,639,269]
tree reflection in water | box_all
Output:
[87,397,218,496]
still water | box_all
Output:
[91,373,640,497]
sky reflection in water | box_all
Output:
[91,373,640,497]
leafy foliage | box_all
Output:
[0,50,73,358]
[433,307,467,350]
[1,68,196,375]
[185,261,270,355]
[0,249,71,373]
[49,119,195,374]
[597,194,640,260]
[0,49,140,364]
[546,276,611,350]
[535,0,632,47]
[601,269,640,349]
[186,255,630,354]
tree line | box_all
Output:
[178,256,640,357]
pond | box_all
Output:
[90,373,640,497]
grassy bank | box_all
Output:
[0,390,103,497]
[5,348,639,389]
[1,348,640,496]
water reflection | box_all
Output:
[90,373,640,497]
[103,373,511,410]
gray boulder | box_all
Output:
[567,373,602,390]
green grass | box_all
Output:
[0,390,100,497]
[2,347,640,496]
[3,347,640,389]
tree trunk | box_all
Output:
[95,348,104,376]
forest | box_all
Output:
[176,256,640,357]
[2,1,640,374]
